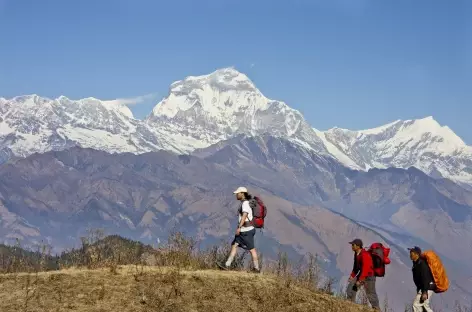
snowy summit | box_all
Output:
[1,68,471,187]
[146,67,328,152]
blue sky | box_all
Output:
[0,0,470,142]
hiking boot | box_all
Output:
[216,262,230,271]
[249,268,261,274]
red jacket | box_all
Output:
[350,249,374,281]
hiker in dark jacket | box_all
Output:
[408,246,435,312]
[217,186,260,273]
[346,238,380,310]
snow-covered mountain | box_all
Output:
[145,67,328,153]
[1,67,471,186]
[315,117,472,187]
[0,68,328,160]
[0,94,186,158]
[145,67,472,185]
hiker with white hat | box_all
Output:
[217,186,260,273]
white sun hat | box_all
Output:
[233,186,248,194]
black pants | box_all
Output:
[231,229,256,250]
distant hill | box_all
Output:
[0,234,154,273]
[0,242,57,272]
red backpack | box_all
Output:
[248,196,267,228]
[368,243,391,277]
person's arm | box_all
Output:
[413,272,419,293]
[238,212,248,229]
[235,212,248,235]
[236,201,251,234]
[350,255,357,279]
[419,261,430,294]
[241,201,252,224]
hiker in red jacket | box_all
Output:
[346,238,380,310]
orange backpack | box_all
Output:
[422,250,449,293]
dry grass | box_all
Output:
[0,265,373,312]
[2,230,470,312]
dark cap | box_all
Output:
[349,239,363,247]
[408,246,422,254]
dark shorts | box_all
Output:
[232,228,256,250]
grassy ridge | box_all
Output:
[0,266,372,312]
[0,230,471,312]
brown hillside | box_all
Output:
[0,266,373,312]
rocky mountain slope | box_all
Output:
[195,135,472,271]
[0,146,470,310]
[2,68,471,187]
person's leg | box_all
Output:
[244,229,259,271]
[422,291,434,312]
[413,290,434,312]
[412,291,423,312]
[217,235,240,270]
[249,248,259,271]
[225,243,239,267]
[363,277,380,310]
[346,279,357,302]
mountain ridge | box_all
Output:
[0,143,470,311]
[194,134,472,270]
[1,67,471,187]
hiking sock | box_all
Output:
[225,255,234,267]
[253,260,259,270]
